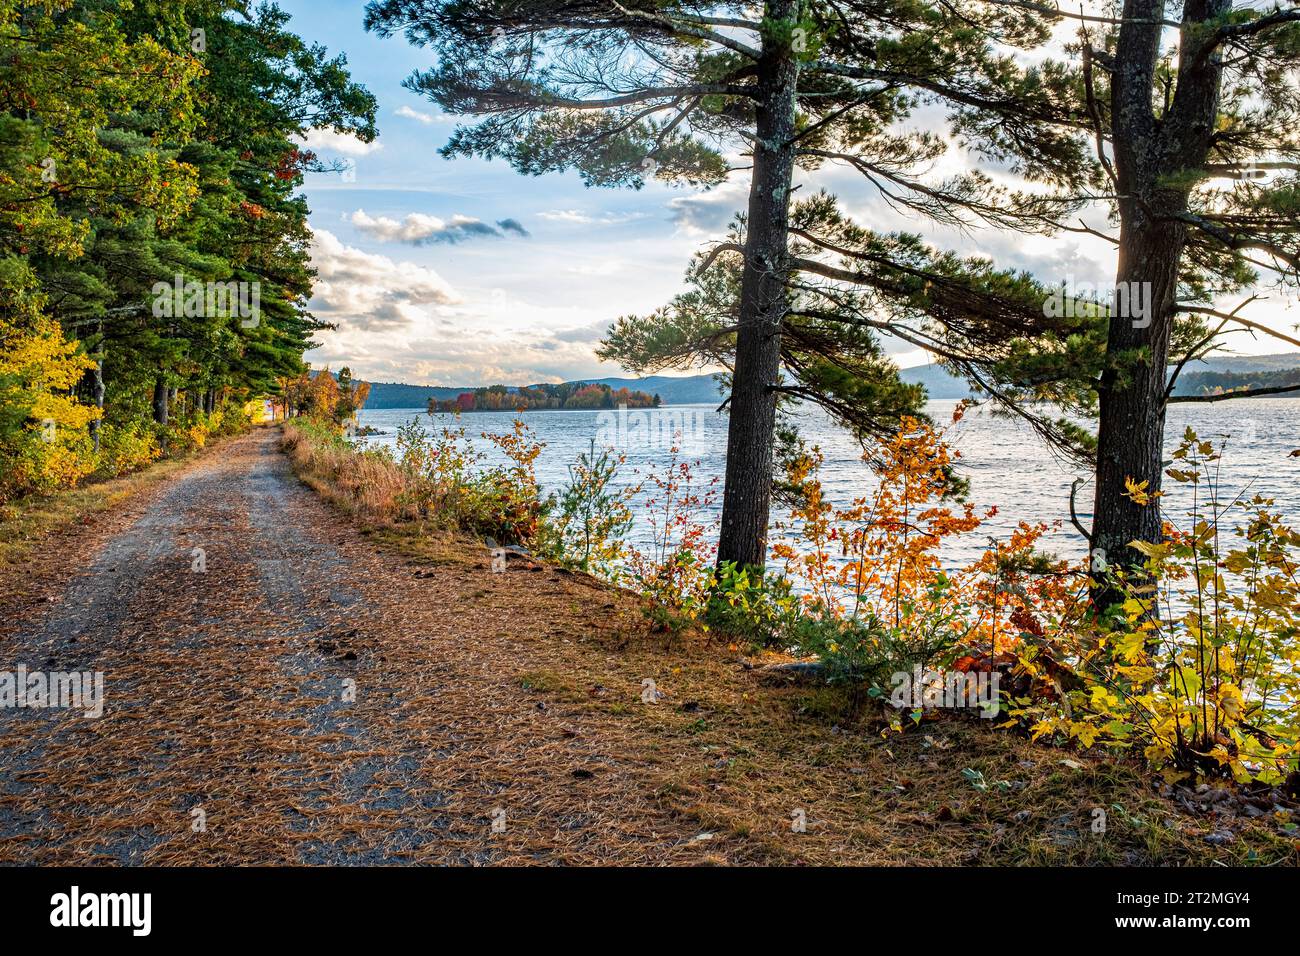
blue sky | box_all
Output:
[281,0,749,386]
[281,0,1299,387]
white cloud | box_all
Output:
[309,320,620,387]
[565,257,628,277]
[306,264,648,386]
[296,128,382,157]
[667,179,749,236]
[538,209,647,226]
[538,209,596,224]
[347,209,528,245]
[395,105,456,125]
[307,228,460,334]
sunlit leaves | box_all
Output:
[1040,429,1300,784]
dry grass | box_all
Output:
[281,422,409,523]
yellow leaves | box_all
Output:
[1088,686,1121,712]
[1114,663,1156,685]
[1219,683,1245,721]
[1128,538,1170,562]
[0,312,99,499]
[1158,766,1189,785]
[1121,597,1147,620]
[1122,477,1159,505]
[1069,722,1102,747]
[1205,745,1234,769]
[1115,630,1148,664]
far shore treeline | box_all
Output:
[427,382,660,414]
[349,356,1300,412]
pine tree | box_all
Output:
[1081,0,1300,599]
[363,0,1091,569]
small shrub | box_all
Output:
[94,422,161,478]
[288,414,549,546]
[625,446,719,630]
[704,561,799,647]
[541,439,637,577]
[1031,429,1300,784]
[2,424,96,499]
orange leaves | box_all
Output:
[772,417,1087,680]
[773,417,976,626]
[1122,476,1161,505]
[626,448,719,624]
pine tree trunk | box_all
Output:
[1089,218,1183,605]
[716,8,800,571]
[152,377,169,425]
[1089,0,1225,610]
[89,358,105,455]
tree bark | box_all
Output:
[1089,0,1228,608]
[1089,220,1183,594]
[717,5,801,571]
[152,377,169,426]
[90,358,105,454]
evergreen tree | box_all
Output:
[363,0,1090,570]
[0,0,376,498]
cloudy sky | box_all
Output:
[282,0,1299,387]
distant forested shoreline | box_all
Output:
[427,382,660,413]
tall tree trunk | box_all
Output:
[152,377,169,426]
[1089,219,1183,601]
[1089,0,1226,609]
[717,4,800,570]
[90,358,105,454]
[88,322,105,454]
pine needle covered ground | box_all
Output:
[0,429,1293,865]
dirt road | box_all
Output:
[0,430,727,865]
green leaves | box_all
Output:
[0,1,376,498]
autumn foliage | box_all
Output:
[280,401,1300,789]
[1025,430,1300,786]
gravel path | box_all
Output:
[0,430,728,865]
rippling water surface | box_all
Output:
[358,399,1300,566]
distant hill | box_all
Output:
[349,352,1300,409]
[1186,353,1300,374]
[898,363,971,399]
[1174,365,1300,398]
[897,352,1300,400]
[360,373,726,409]
[572,375,725,405]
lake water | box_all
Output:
[357,399,1300,567]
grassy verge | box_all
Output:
[282,423,1298,866]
